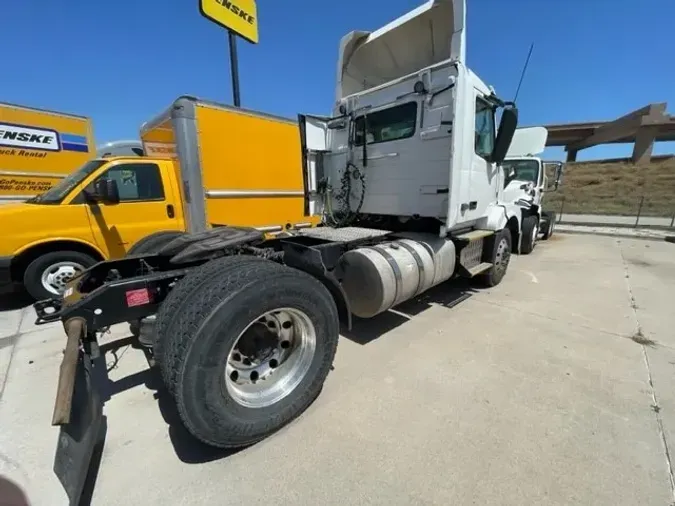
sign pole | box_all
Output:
[199,0,257,107]
[227,30,241,107]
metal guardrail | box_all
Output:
[546,194,675,229]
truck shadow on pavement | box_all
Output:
[342,278,477,345]
[99,338,244,465]
[0,285,33,312]
[80,279,479,497]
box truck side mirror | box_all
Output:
[491,107,519,164]
[93,178,120,204]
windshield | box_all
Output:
[502,159,540,184]
[27,160,106,204]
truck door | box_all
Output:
[468,93,499,221]
[85,160,182,257]
[298,114,330,216]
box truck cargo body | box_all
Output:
[0,102,95,203]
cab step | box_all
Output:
[467,262,493,277]
[455,229,494,241]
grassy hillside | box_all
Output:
[543,155,675,218]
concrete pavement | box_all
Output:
[1,234,674,505]
[559,213,675,229]
[556,224,675,242]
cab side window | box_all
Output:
[474,97,496,160]
[100,163,164,202]
[353,102,418,146]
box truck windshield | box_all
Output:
[27,159,105,204]
[502,159,539,184]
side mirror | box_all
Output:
[543,162,564,191]
[93,178,120,204]
[491,107,519,164]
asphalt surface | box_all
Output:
[1,234,674,506]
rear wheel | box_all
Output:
[23,251,97,300]
[166,262,339,448]
[520,215,539,254]
[478,228,512,287]
[154,255,279,390]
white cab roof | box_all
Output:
[335,0,466,101]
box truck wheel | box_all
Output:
[478,228,512,287]
[519,215,539,254]
[24,251,97,300]
[540,211,556,240]
[153,255,280,391]
[165,261,339,448]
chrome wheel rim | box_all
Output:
[225,308,316,408]
[495,237,511,275]
[41,261,85,295]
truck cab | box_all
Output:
[0,156,185,299]
[301,0,521,239]
[501,126,564,251]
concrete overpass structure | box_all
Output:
[541,103,675,164]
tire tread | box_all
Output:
[167,262,339,448]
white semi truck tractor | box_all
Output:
[502,126,564,253]
[33,1,524,502]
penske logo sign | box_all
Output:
[0,122,90,161]
[200,0,259,44]
[0,123,60,151]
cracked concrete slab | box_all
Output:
[1,234,674,506]
[645,346,675,498]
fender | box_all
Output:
[480,203,519,231]
[281,240,353,331]
[479,203,523,253]
[13,237,105,260]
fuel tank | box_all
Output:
[338,233,457,318]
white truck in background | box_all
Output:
[502,126,564,253]
[96,140,144,157]
[35,1,528,503]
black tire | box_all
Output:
[166,262,339,448]
[478,228,512,288]
[541,211,556,240]
[520,215,539,254]
[154,255,278,390]
[127,231,185,256]
[23,250,97,300]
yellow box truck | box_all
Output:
[0,96,318,300]
[0,102,95,203]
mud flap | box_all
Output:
[54,352,106,506]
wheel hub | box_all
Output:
[41,261,85,295]
[235,322,278,361]
[225,308,316,408]
[495,238,510,273]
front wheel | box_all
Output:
[520,215,539,254]
[167,261,339,448]
[478,228,512,288]
[23,251,97,300]
[541,211,556,240]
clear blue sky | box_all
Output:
[3,0,674,161]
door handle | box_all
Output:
[166,204,175,218]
